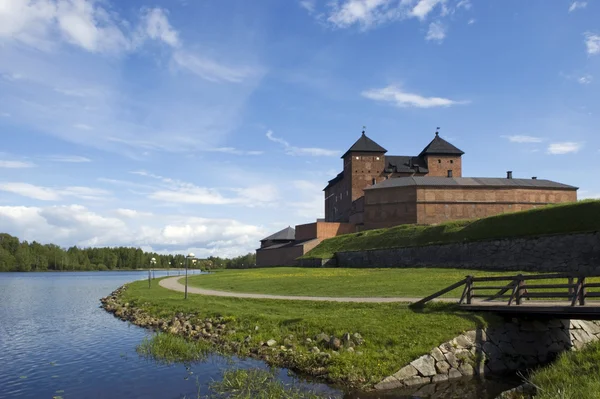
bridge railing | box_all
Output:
[412,272,600,308]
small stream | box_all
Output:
[0,272,522,398]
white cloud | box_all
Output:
[139,8,180,47]
[411,0,444,20]
[0,204,265,256]
[361,85,468,108]
[207,147,263,156]
[585,32,600,55]
[0,160,36,168]
[502,135,544,143]
[0,182,110,201]
[171,50,257,83]
[132,170,279,206]
[266,130,339,156]
[578,74,593,84]
[547,142,582,155]
[299,0,317,13]
[467,18,475,24]
[73,123,93,130]
[569,1,587,12]
[425,21,446,42]
[47,155,92,162]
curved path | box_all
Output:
[158,276,456,303]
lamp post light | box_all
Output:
[149,257,156,288]
[185,253,195,299]
[168,261,171,276]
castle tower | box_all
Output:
[419,132,464,177]
[342,131,387,202]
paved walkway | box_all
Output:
[158,276,456,303]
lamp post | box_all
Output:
[167,261,171,276]
[185,253,195,299]
[149,257,156,288]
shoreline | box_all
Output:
[100,283,362,391]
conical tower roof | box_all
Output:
[341,131,387,158]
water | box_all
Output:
[0,272,520,398]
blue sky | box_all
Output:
[0,0,598,257]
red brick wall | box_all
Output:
[295,222,356,241]
[363,186,577,229]
[346,152,386,202]
[424,155,462,177]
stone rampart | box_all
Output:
[336,232,600,272]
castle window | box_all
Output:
[450,160,454,164]
[438,159,441,164]
[356,156,360,160]
[376,157,380,160]
[372,178,376,185]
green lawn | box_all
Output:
[525,340,600,399]
[304,200,600,259]
[121,279,497,388]
[187,267,539,298]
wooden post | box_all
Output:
[466,275,473,305]
[148,269,151,288]
[516,275,524,305]
[580,276,586,306]
[568,277,574,299]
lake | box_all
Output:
[0,272,519,398]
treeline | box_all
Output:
[0,233,256,272]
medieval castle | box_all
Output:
[256,130,578,267]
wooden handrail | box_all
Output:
[411,278,468,308]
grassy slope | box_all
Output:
[122,279,497,387]
[526,340,600,399]
[187,267,537,298]
[304,200,600,259]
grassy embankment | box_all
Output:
[511,340,600,399]
[187,267,536,298]
[303,200,600,259]
[119,279,497,388]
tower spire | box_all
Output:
[435,127,440,136]
[362,125,366,136]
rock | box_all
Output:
[315,332,329,344]
[244,335,252,344]
[280,346,287,351]
[431,347,445,363]
[254,325,259,331]
[310,347,320,354]
[435,360,451,374]
[284,338,294,348]
[448,368,462,380]
[374,376,401,391]
[410,355,437,377]
[453,335,473,349]
[458,363,474,376]
[342,332,352,345]
[392,365,418,380]
[205,322,213,331]
[432,374,449,383]
[444,352,459,368]
[346,347,355,353]
[266,339,277,347]
[352,332,364,346]
[403,376,430,387]
[329,337,342,351]
[305,338,312,344]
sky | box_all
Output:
[0,0,599,258]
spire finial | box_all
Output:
[362,126,366,136]
[435,127,440,136]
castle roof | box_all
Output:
[365,176,578,191]
[384,155,429,174]
[261,226,295,242]
[419,133,464,156]
[341,132,387,158]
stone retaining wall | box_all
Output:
[336,232,600,272]
[375,318,600,391]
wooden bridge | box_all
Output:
[413,272,600,319]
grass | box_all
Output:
[121,278,498,388]
[303,200,600,259]
[187,267,541,298]
[136,332,212,364]
[523,341,600,399]
[209,369,331,399]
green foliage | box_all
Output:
[0,231,255,272]
[187,267,538,298]
[122,279,497,388]
[209,369,328,399]
[528,340,600,399]
[136,333,211,364]
[305,200,600,259]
